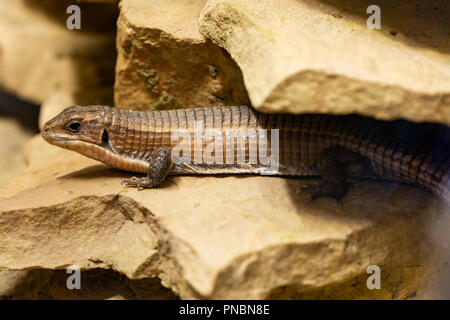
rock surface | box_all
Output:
[0,135,449,299]
[0,0,117,103]
[0,118,34,187]
[199,0,450,125]
[1,0,449,300]
[115,0,249,111]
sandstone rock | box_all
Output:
[0,135,449,299]
[0,0,117,103]
[115,0,249,111]
[199,0,450,125]
[0,118,34,187]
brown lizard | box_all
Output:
[41,105,450,205]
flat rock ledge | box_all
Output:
[199,0,450,125]
[0,136,449,299]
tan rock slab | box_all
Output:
[115,0,249,111]
[0,136,449,299]
[199,0,450,125]
[0,0,117,103]
[0,118,34,188]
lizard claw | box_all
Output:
[121,176,155,190]
[121,176,138,187]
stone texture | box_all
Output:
[1,0,449,300]
[0,118,34,187]
[114,0,249,111]
[0,135,449,299]
[0,0,117,103]
[199,0,450,125]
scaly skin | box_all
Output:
[41,105,450,204]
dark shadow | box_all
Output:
[1,269,178,300]
[59,164,267,189]
[24,0,119,33]
[285,114,449,234]
[56,164,175,189]
[58,164,125,180]
[0,90,40,133]
[280,114,449,299]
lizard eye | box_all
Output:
[67,120,81,132]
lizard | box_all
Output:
[41,105,450,205]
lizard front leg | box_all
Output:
[121,147,173,190]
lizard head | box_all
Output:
[41,105,111,152]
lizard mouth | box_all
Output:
[41,128,113,154]
[41,130,66,143]
[41,128,74,144]
[41,129,87,151]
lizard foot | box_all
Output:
[121,176,156,190]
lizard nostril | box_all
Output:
[43,126,50,133]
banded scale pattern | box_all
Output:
[43,105,450,204]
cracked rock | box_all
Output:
[0,136,449,299]
[199,0,450,125]
[115,0,249,111]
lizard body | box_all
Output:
[42,105,450,204]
